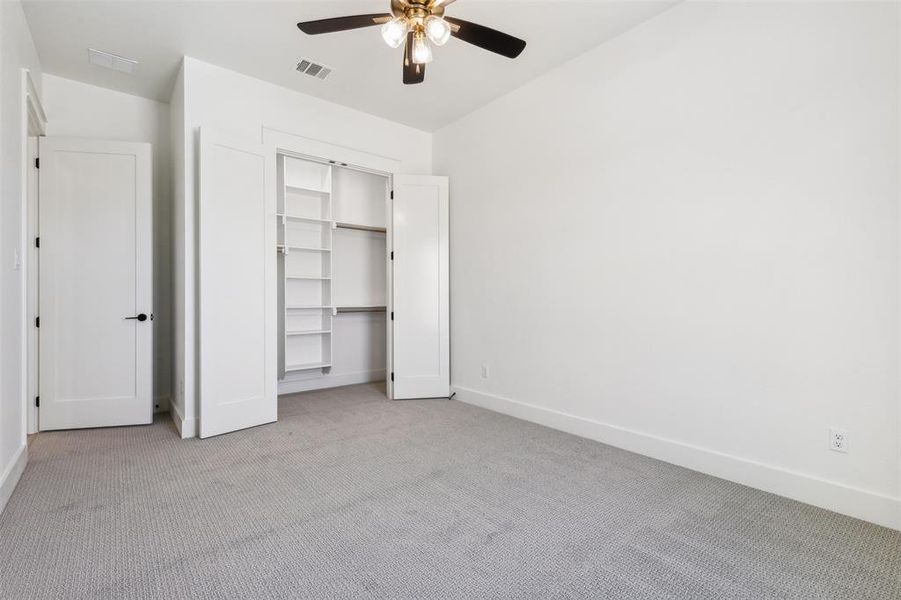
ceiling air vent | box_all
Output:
[296,59,332,80]
[88,48,138,74]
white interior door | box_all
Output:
[199,128,276,438]
[38,137,152,430]
[391,175,449,399]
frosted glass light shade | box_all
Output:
[381,18,408,48]
[425,16,451,46]
[411,35,433,64]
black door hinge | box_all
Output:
[390,251,394,260]
[35,237,40,248]
[390,190,394,200]
[390,372,394,382]
[35,396,40,408]
[35,316,40,328]
[390,312,394,321]
[35,157,40,169]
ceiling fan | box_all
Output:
[297,0,527,85]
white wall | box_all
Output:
[171,57,432,436]
[41,74,172,411]
[0,0,41,512]
[434,1,901,529]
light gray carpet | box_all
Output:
[0,383,898,599]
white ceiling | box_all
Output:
[22,0,676,131]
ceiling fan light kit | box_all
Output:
[297,0,527,84]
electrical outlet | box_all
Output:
[829,428,849,453]
[481,364,489,379]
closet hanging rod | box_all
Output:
[335,222,387,233]
[336,306,387,314]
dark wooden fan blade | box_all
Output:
[403,32,426,84]
[444,17,526,59]
[297,13,392,35]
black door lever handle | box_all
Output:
[125,314,148,322]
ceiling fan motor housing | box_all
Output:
[392,0,446,22]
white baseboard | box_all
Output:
[278,369,386,396]
[169,399,196,439]
[0,444,28,516]
[453,385,901,531]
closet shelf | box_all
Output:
[276,213,333,224]
[286,329,332,337]
[336,306,387,313]
[285,305,334,311]
[277,245,331,253]
[285,362,332,372]
[285,276,332,281]
[286,184,330,196]
[336,221,387,233]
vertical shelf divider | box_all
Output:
[323,165,335,371]
[277,155,286,378]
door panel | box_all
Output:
[39,138,152,430]
[391,175,449,399]
[199,129,276,438]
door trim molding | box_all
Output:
[262,127,401,175]
[22,68,46,437]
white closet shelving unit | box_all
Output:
[277,154,390,386]
[278,156,335,375]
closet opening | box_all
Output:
[276,152,390,397]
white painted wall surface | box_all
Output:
[434,2,901,529]
[41,74,172,412]
[0,0,41,512]
[172,57,433,435]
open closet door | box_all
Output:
[391,175,449,399]
[199,129,277,438]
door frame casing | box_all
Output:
[23,69,46,435]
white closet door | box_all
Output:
[391,175,449,399]
[199,129,276,438]
[38,138,152,430]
